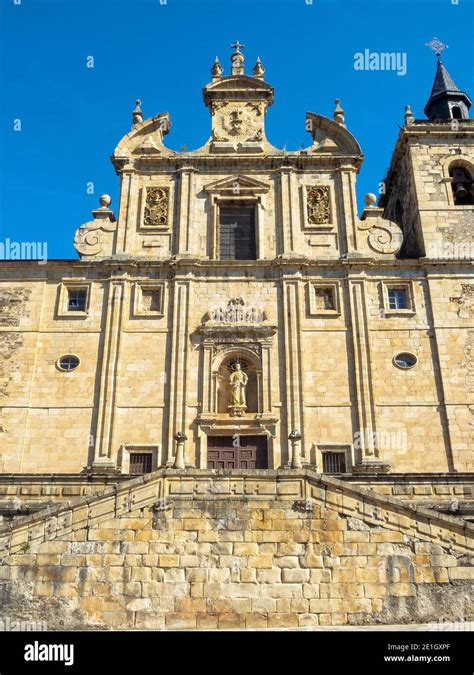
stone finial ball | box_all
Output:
[364,193,377,207]
[99,194,112,208]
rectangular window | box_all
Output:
[314,287,335,311]
[322,452,346,474]
[67,289,87,312]
[388,288,407,310]
[129,453,153,475]
[219,205,256,260]
[141,289,162,313]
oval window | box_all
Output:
[393,353,417,369]
[57,355,80,372]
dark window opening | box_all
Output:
[394,353,417,369]
[141,289,161,313]
[314,287,335,311]
[451,106,462,120]
[322,452,346,474]
[388,288,408,310]
[219,205,256,260]
[129,453,153,475]
[58,355,80,372]
[67,289,87,312]
[450,166,474,205]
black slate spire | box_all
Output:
[424,59,471,120]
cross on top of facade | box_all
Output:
[425,37,449,58]
[231,41,245,54]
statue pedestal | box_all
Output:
[228,405,247,418]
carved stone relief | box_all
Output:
[210,298,265,324]
[213,103,264,144]
[144,187,169,228]
[306,186,330,225]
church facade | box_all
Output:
[0,43,473,490]
[0,44,473,630]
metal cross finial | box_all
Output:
[425,37,449,58]
[231,41,245,53]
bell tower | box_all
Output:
[424,38,471,121]
[380,41,474,259]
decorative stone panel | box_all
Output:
[306,186,330,226]
[143,187,169,229]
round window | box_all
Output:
[393,353,417,369]
[57,355,80,372]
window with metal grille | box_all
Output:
[388,288,407,310]
[219,205,256,260]
[67,288,87,312]
[129,453,153,475]
[322,452,346,474]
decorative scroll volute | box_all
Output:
[74,195,117,258]
[358,202,403,256]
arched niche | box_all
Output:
[213,349,261,415]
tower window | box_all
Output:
[388,288,408,310]
[449,166,473,205]
[67,288,87,312]
[451,106,462,120]
[219,205,256,260]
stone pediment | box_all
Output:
[203,75,274,107]
[204,174,270,194]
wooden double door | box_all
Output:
[207,435,267,469]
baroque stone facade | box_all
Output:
[0,46,472,628]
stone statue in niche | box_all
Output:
[144,187,169,227]
[229,363,248,417]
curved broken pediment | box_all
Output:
[112,113,175,167]
[306,113,363,158]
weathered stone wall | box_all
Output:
[0,471,472,630]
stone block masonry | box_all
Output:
[0,470,472,629]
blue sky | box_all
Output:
[1,0,472,259]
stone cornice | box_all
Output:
[131,154,362,172]
[0,256,473,279]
